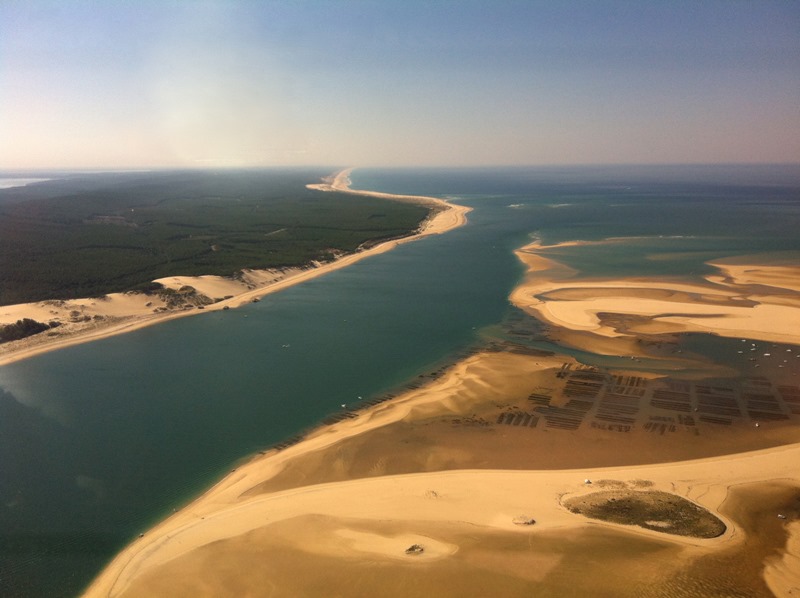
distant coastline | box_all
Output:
[0,168,470,366]
[0,177,53,189]
[306,167,467,236]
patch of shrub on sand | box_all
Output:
[0,318,58,343]
[564,489,726,538]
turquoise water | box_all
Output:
[1,165,799,596]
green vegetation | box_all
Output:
[0,318,59,343]
[564,489,726,538]
[0,169,429,305]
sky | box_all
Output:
[2,0,799,169]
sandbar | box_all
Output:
[83,348,800,597]
[511,241,800,348]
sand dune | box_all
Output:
[0,169,469,366]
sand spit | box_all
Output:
[84,348,800,597]
[307,166,471,236]
[83,439,800,597]
[511,241,800,347]
[0,169,470,366]
[86,461,784,595]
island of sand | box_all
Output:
[82,195,800,596]
[511,240,800,349]
[0,169,469,367]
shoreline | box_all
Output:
[16,171,792,594]
[89,451,800,595]
[510,240,800,348]
[0,168,470,367]
[83,348,800,596]
[82,232,800,596]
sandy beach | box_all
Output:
[0,169,470,367]
[306,166,471,238]
[510,241,800,349]
[83,347,800,597]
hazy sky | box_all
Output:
[2,0,799,169]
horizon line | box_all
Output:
[2,161,800,175]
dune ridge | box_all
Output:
[0,169,470,366]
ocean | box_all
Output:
[1,164,798,596]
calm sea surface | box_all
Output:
[1,165,798,596]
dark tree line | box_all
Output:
[0,318,58,343]
[0,169,429,305]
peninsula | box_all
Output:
[0,169,469,366]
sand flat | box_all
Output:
[511,242,800,346]
[766,519,800,595]
[83,341,800,596]
[84,439,800,597]
[710,261,800,294]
